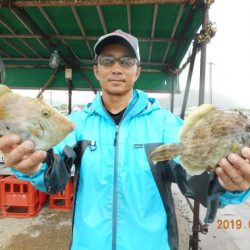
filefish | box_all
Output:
[149,104,250,175]
[0,84,74,151]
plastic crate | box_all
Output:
[0,176,42,217]
[0,175,8,209]
[39,192,47,206]
[0,175,9,180]
[49,177,73,210]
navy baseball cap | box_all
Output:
[94,29,140,63]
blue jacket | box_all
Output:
[13,89,250,250]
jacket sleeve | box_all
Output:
[219,189,250,207]
[11,163,48,193]
[11,137,77,194]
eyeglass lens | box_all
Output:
[98,56,137,67]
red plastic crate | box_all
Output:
[0,176,42,217]
[0,175,9,180]
[0,175,9,207]
[39,192,47,206]
[49,177,73,210]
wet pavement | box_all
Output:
[0,184,250,250]
[0,202,71,250]
[173,184,250,250]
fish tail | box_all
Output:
[149,143,183,162]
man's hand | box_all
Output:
[216,147,250,191]
[0,134,47,175]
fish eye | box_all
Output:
[42,109,50,118]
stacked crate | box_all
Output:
[0,176,47,217]
[49,177,73,210]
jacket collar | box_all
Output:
[85,89,160,119]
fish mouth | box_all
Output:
[33,119,45,138]
[38,120,44,132]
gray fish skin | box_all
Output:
[0,85,74,151]
[150,104,250,175]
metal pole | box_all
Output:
[170,75,176,113]
[198,10,209,105]
[208,62,214,104]
[180,42,198,119]
[68,79,73,114]
[36,68,60,98]
[190,3,209,250]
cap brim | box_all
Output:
[94,36,137,59]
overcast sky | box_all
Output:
[180,0,250,109]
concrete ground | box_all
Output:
[0,184,250,250]
[173,184,250,250]
[0,203,72,250]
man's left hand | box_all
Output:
[216,147,250,191]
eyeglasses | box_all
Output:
[98,56,137,67]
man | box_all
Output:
[0,30,250,250]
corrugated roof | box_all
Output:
[0,0,208,93]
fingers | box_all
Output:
[0,134,47,175]
[216,156,250,191]
[3,140,35,167]
[242,147,250,160]
[227,152,250,182]
[0,134,21,152]
[14,151,47,175]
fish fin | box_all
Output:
[230,143,242,154]
[180,104,216,140]
[180,157,208,176]
[149,143,183,162]
[185,168,206,176]
[35,87,45,100]
[38,94,44,101]
[0,84,12,98]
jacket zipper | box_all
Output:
[112,124,119,250]
[113,125,119,146]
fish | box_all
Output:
[0,84,75,151]
[149,104,250,175]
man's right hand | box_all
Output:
[0,134,47,175]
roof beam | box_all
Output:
[9,5,72,65]
[148,4,158,62]
[71,6,94,58]
[162,3,184,63]
[10,7,51,53]
[38,7,60,35]
[2,39,28,57]
[6,4,97,93]
[0,49,11,58]
[127,5,131,34]
[0,17,42,58]
[0,34,176,43]
[96,6,108,34]
[39,5,81,58]
[170,2,197,66]
[38,7,74,53]
[2,1,190,7]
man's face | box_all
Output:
[93,43,141,96]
